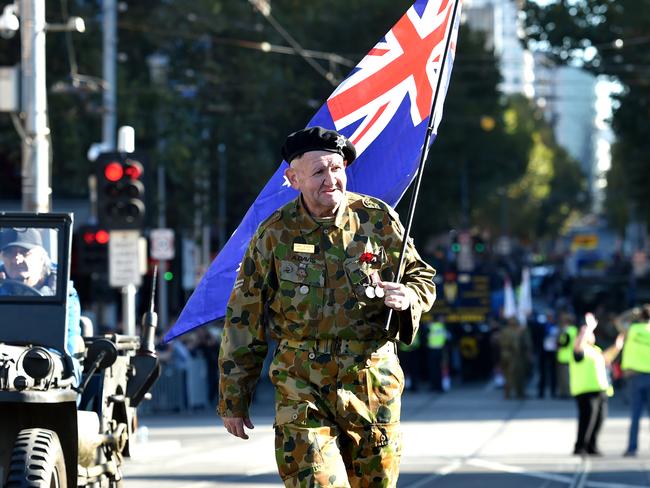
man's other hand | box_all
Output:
[222,416,254,440]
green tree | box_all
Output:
[0,1,582,249]
[521,0,650,228]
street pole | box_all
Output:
[118,126,136,335]
[20,0,50,212]
[217,143,226,250]
[102,0,116,149]
[157,165,169,331]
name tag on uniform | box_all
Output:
[293,243,315,254]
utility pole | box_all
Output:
[157,165,169,332]
[20,0,50,212]
[217,143,227,250]
[102,0,116,149]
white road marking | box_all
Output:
[467,458,574,484]
[402,459,463,488]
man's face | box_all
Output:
[1,246,45,287]
[284,151,347,218]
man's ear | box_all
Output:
[284,166,301,191]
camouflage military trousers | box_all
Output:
[269,338,404,488]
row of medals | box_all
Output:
[296,264,384,299]
[363,270,384,299]
[364,281,385,299]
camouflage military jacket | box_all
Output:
[218,191,436,417]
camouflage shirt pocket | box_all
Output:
[276,260,324,323]
[343,248,386,304]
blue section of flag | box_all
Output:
[165,0,460,342]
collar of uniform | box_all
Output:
[292,196,320,235]
[332,194,350,230]
[293,194,350,234]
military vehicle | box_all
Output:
[0,212,160,487]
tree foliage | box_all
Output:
[0,1,584,249]
[521,0,650,229]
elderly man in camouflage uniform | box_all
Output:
[218,126,436,488]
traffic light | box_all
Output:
[473,235,486,253]
[96,151,145,229]
[76,225,109,274]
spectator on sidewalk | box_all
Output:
[620,305,650,457]
[556,312,577,398]
[538,311,559,398]
[424,315,448,392]
[570,313,623,456]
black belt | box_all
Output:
[279,337,396,356]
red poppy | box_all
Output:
[359,252,376,264]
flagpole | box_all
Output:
[385,0,462,336]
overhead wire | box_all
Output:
[118,20,356,69]
[247,0,338,86]
[58,0,107,93]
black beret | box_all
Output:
[281,126,357,166]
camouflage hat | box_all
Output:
[281,126,357,166]
[0,228,43,252]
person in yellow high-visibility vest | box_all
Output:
[556,312,578,398]
[570,312,624,456]
[621,305,650,457]
[425,317,448,392]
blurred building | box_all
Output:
[463,0,535,97]
[463,0,603,212]
[534,60,598,206]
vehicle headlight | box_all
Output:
[22,347,53,380]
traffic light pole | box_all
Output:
[157,165,169,333]
[20,0,51,213]
[122,284,136,336]
[102,0,117,150]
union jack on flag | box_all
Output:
[165,0,462,342]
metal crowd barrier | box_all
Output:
[139,356,211,414]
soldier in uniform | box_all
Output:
[498,317,531,399]
[217,126,436,487]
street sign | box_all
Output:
[433,272,491,323]
[182,237,197,290]
[150,228,175,260]
[571,234,599,251]
[457,231,474,272]
[109,230,142,287]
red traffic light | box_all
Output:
[83,231,96,244]
[96,151,146,229]
[95,230,110,244]
[82,229,110,245]
[104,162,124,182]
[124,160,143,179]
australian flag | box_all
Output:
[165,0,462,342]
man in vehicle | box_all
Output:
[0,228,57,295]
[0,227,82,384]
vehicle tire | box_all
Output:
[5,428,67,488]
